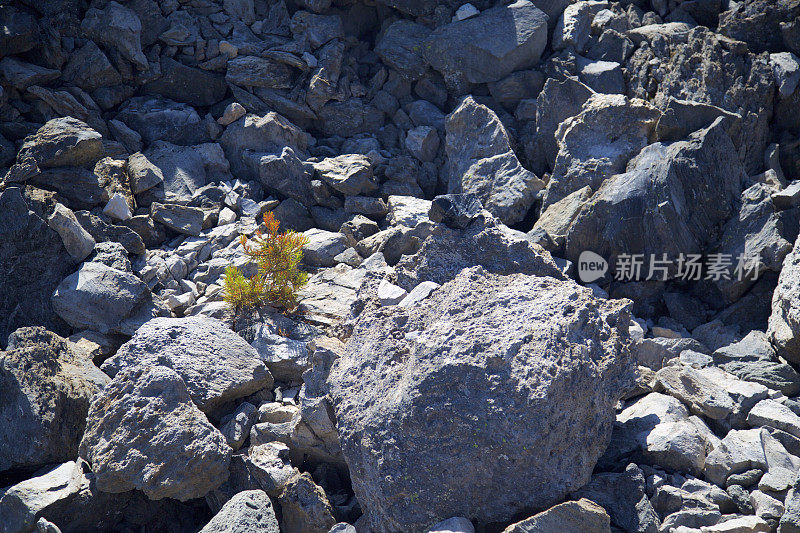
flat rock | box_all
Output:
[101,317,272,414]
[502,499,611,533]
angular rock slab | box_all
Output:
[79,364,231,501]
[445,96,544,225]
[51,262,150,334]
[0,328,108,473]
[328,266,635,531]
[101,317,273,413]
[423,1,549,87]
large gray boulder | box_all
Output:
[532,76,595,173]
[142,141,231,203]
[4,118,103,183]
[564,118,745,270]
[768,233,800,364]
[101,317,273,414]
[375,20,431,81]
[445,96,544,225]
[0,328,108,474]
[51,262,150,334]
[627,27,774,174]
[80,1,147,69]
[328,266,635,531]
[219,113,310,180]
[423,1,549,89]
[79,364,231,501]
[116,96,207,146]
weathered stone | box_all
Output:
[565,118,745,270]
[303,229,348,267]
[61,41,121,92]
[768,233,800,364]
[375,21,431,81]
[395,213,563,290]
[0,328,108,474]
[199,489,279,533]
[655,365,735,420]
[143,141,230,203]
[47,203,95,262]
[424,1,549,88]
[543,93,660,209]
[445,96,544,225]
[81,1,147,69]
[627,27,774,174]
[329,266,633,531]
[277,472,336,533]
[502,499,611,533]
[101,317,272,414]
[117,96,206,146]
[553,1,609,53]
[220,113,310,180]
[51,262,150,334]
[0,57,59,90]
[226,56,297,89]
[79,365,231,501]
[151,202,205,236]
[5,118,103,183]
[145,56,228,107]
[705,428,800,486]
[574,464,658,533]
[312,155,376,196]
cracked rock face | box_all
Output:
[328,266,634,531]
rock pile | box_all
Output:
[2,0,800,531]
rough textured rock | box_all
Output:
[565,118,745,269]
[0,328,108,474]
[502,499,611,533]
[627,27,774,174]
[199,490,279,533]
[51,262,150,335]
[219,113,310,181]
[543,93,661,209]
[423,1,549,89]
[101,317,272,414]
[768,233,800,364]
[329,266,634,531]
[79,364,231,501]
[277,471,336,533]
[395,213,563,291]
[4,118,103,183]
[445,96,544,225]
[80,1,147,69]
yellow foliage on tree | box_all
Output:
[223,211,309,313]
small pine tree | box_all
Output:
[223,211,309,313]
